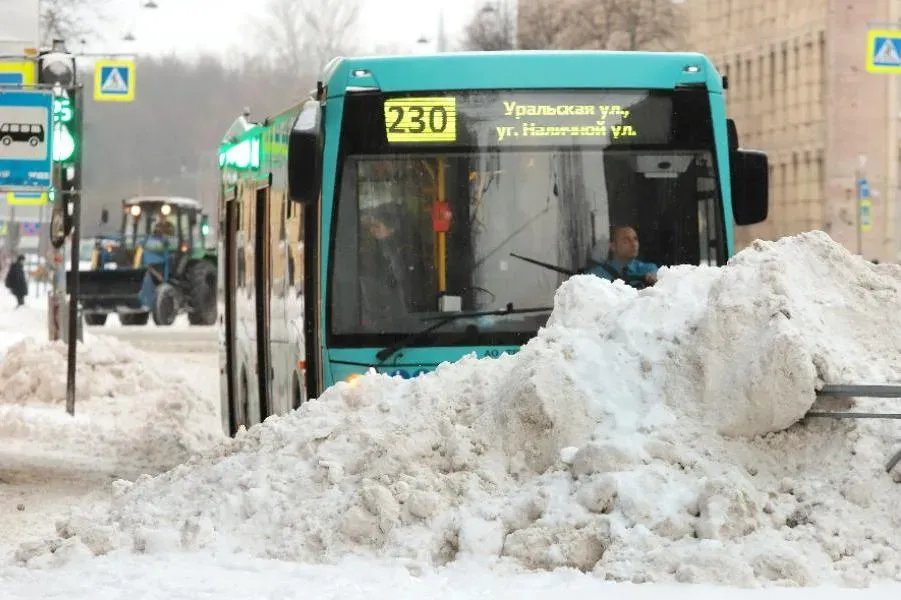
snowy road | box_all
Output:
[86,317,217,355]
[0,305,223,570]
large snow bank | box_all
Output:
[17,232,901,587]
[0,335,222,472]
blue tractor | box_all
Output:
[74,196,218,326]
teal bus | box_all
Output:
[216,50,769,435]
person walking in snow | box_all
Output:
[4,254,28,308]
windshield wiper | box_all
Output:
[374,303,553,364]
[510,251,648,287]
[509,252,578,276]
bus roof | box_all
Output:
[322,50,724,96]
[217,50,724,149]
[122,195,202,209]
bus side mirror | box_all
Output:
[100,208,109,224]
[288,100,322,204]
[726,118,739,151]
[731,149,769,226]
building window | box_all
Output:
[759,55,765,100]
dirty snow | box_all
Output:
[0,335,222,474]
[10,231,899,589]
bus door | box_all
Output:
[222,193,239,435]
[268,190,290,412]
[254,185,273,422]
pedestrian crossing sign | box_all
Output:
[94,59,135,102]
[867,29,901,73]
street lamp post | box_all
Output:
[416,4,447,53]
[480,0,518,49]
[122,0,159,43]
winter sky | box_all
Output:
[87,0,491,57]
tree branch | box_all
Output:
[253,0,362,76]
[462,0,686,52]
[39,0,112,45]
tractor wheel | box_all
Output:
[84,313,107,326]
[152,283,179,326]
[120,312,149,326]
[186,259,217,326]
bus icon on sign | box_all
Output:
[0,122,45,147]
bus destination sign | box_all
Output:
[382,90,673,147]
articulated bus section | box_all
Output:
[218,111,311,435]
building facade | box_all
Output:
[690,0,901,258]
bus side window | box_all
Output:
[236,200,246,288]
[696,157,719,266]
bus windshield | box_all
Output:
[329,88,725,345]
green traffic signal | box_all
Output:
[53,97,73,123]
[52,94,77,163]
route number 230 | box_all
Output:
[383,97,457,143]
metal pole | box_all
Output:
[64,82,84,416]
[510,0,518,50]
[49,162,64,341]
[65,186,80,415]
[856,166,862,255]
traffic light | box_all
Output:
[38,42,80,166]
[38,40,81,245]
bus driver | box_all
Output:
[585,225,658,289]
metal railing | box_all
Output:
[809,384,901,473]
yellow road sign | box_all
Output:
[867,29,901,73]
[94,59,135,102]
[0,60,37,87]
[6,191,48,205]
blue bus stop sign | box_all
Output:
[0,89,55,191]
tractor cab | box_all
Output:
[77,195,217,327]
[96,196,211,271]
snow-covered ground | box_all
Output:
[2,232,901,598]
[0,301,222,558]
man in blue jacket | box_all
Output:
[584,225,658,289]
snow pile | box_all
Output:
[0,304,47,353]
[18,232,901,587]
[0,335,223,472]
[1,337,159,405]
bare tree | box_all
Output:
[253,0,361,77]
[516,0,572,50]
[606,0,687,51]
[462,0,686,52]
[461,2,517,51]
[39,0,111,45]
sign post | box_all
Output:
[866,26,901,260]
[857,153,869,256]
